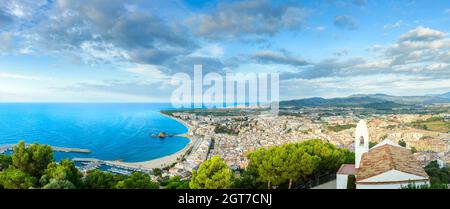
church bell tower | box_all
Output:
[355,120,369,168]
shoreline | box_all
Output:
[103,111,197,170]
[1,110,196,171]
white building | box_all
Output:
[337,120,429,189]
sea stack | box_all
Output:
[158,132,167,138]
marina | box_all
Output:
[73,157,152,174]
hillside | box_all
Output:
[280,92,450,109]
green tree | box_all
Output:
[0,167,36,189]
[152,168,162,177]
[116,172,159,189]
[369,141,378,149]
[398,139,407,147]
[299,139,353,182]
[245,139,354,189]
[0,154,12,171]
[231,167,263,189]
[190,156,234,189]
[42,179,76,189]
[12,141,53,177]
[280,144,319,189]
[247,147,281,189]
[161,176,190,189]
[82,170,124,189]
[40,159,82,187]
[347,175,356,189]
[424,161,449,184]
[411,146,417,154]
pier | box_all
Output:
[0,144,91,154]
[73,158,102,162]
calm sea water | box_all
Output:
[0,103,189,162]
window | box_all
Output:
[359,136,365,146]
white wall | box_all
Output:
[357,170,428,183]
[356,170,429,189]
[357,180,428,189]
[336,174,349,189]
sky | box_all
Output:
[1,0,450,102]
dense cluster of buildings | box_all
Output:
[166,111,450,185]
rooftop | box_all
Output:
[337,164,356,175]
[356,144,429,182]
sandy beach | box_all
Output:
[104,112,197,170]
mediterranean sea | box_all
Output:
[0,103,190,162]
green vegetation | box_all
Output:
[0,167,36,189]
[401,183,449,189]
[410,116,450,133]
[0,155,12,171]
[82,170,126,189]
[152,168,162,177]
[214,124,239,135]
[324,124,356,132]
[40,159,82,188]
[398,139,407,147]
[12,141,53,177]
[161,176,189,189]
[369,141,378,148]
[0,141,160,189]
[116,172,159,189]
[244,139,354,189]
[190,156,234,189]
[347,175,356,189]
[400,161,450,189]
[424,161,450,185]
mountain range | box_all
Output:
[280,92,450,109]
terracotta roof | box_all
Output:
[356,144,429,182]
[337,164,356,175]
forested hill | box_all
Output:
[280,93,450,108]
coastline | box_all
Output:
[1,108,196,171]
[103,111,197,170]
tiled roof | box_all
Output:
[337,164,356,175]
[356,144,429,182]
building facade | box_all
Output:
[337,120,429,189]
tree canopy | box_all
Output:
[246,139,354,189]
[40,159,83,188]
[0,155,12,171]
[12,141,53,177]
[161,176,189,189]
[0,142,160,189]
[116,172,159,189]
[190,156,234,189]
[0,167,36,189]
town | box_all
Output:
[161,105,450,185]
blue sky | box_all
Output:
[1,0,450,102]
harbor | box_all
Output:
[73,157,152,175]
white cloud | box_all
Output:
[0,72,50,81]
[125,64,170,83]
[399,26,446,42]
[190,44,224,58]
[425,63,449,71]
[383,20,403,30]
[80,41,130,63]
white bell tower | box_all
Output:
[355,120,369,168]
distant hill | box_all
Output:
[436,92,450,99]
[281,96,385,108]
[280,92,450,109]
